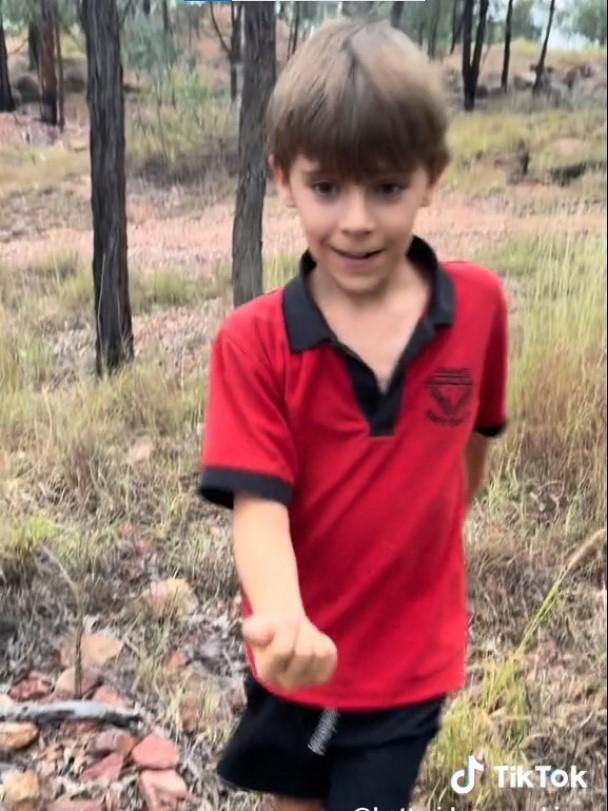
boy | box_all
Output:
[199,18,508,811]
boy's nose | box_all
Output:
[339,190,374,235]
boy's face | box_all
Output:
[271,153,442,298]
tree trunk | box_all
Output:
[533,0,555,95]
[501,0,513,92]
[82,0,133,376]
[54,5,65,129]
[390,1,404,29]
[451,0,464,54]
[417,21,425,47]
[343,1,372,17]
[142,0,150,14]
[38,0,58,125]
[462,0,488,111]
[232,2,276,307]
[229,3,242,102]
[28,20,40,71]
[288,2,301,58]
[428,0,442,58]
[0,3,15,113]
[162,0,170,35]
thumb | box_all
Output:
[242,615,275,648]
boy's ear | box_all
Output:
[422,160,448,207]
[268,154,295,207]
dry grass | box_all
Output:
[444,103,607,194]
[479,229,607,524]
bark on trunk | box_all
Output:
[0,4,15,113]
[501,0,513,92]
[229,3,242,102]
[287,2,301,58]
[462,0,489,111]
[28,21,39,71]
[450,0,462,54]
[54,7,65,129]
[162,0,170,35]
[390,1,404,29]
[533,0,555,95]
[38,0,58,125]
[83,0,133,376]
[428,0,442,58]
[232,2,276,307]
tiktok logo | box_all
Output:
[450,754,485,795]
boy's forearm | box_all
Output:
[233,493,305,616]
[464,433,490,507]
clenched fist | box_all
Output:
[242,613,338,692]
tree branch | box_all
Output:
[209,2,231,56]
[0,701,142,728]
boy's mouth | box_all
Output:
[331,247,384,260]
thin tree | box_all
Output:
[232,1,276,307]
[462,0,489,111]
[38,0,58,124]
[209,1,243,103]
[54,1,64,129]
[28,19,39,70]
[82,0,133,375]
[533,0,556,95]
[501,0,514,91]
[450,0,463,53]
[428,0,442,58]
[161,0,170,35]
[287,1,301,57]
[0,0,16,112]
[390,1,404,29]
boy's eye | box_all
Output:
[312,181,339,197]
[374,183,405,197]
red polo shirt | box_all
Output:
[199,236,508,711]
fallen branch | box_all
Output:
[0,701,142,728]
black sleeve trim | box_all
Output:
[197,467,292,509]
[474,421,507,438]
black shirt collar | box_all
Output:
[283,235,454,353]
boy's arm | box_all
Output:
[198,328,337,689]
[463,432,490,509]
[466,274,509,509]
[233,492,305,617]
[233,492,338,691]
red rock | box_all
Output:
[0,722,39,752]
[128,435,155,465]
[131,735,179,770]
[164,651,188,673]
[178,694,200,734]
[141,578,197,616]
[54,667,101,699]
[91,729,136,757]
[47,799,104,811]
[138,769,192,810]
[9,678,52,701]
[92,685,128,709]
[3,769,40,809]
[81,752,125,784]
[60,633,123,669]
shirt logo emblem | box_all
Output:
[425,368,473,427]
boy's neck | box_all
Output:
[307,254,426,315]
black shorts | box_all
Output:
[217,672,445,810]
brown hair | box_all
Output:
[266,18,450,182]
